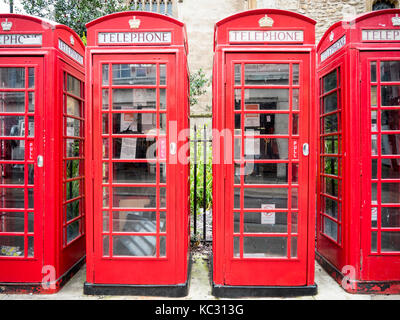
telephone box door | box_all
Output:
[361,51,400,281]
[224,53,310,286]
[0,56,44,282]
[92,53,177,284]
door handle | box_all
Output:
[170,142,177,155]
[37,155,43,167]
[302,143,309,156]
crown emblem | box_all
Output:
[129,16,141,29]
[329,32,334,42]
[258,14,274,28]
[392,14,400,27]
[1,19,12,31]
[70,35,75,46]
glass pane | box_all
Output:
[292,113,299,135]
[0,188,25,208]
[234,237,240,257]
[102,114,109,134]
[66,199,80,221]
[112,64,156,85]
[243,187,288,209]
[103,235,109,256]
[103,187,109,207]
[67,75,81,97]
[243,236,287,258]
[113,88,156,110]
[244,64,289,85]
[234,188,240,209]
[160,235,166,257]
[371,110,377,132]
[0,68,25,88]
[234,64,241,85]
[28,117,34,137]
[66,180,80,200]
[234,138,241,160]
[243,211,288,233]
[370,62,377,82]
[244,89,289,110]
[0,92,25,113]
[233,212,240,233]
[371,207,378,228]
[382,158,400,179]
[0,235,24,256]
[381,134,400,155]
[244,163,288,184]
[28,68,34,88]
[381,110,400,131]
[103,138,109,159]
[28,92,34,112]
[323,70,337,93]
[0,140,24,160]
[372,134,378,155]
[291,212,298,233]
[102,89,109,110]
[323,136,339,154]
[381,86,400,106]
[323,92,338,113]
[372,183,377,202]
[66,220,80,243]
[324,157,339,175]
[160,88,166,110]
[113,162,157,184]
[102,163,109,183]
[159,113,166,134]
[381,207,400,228]
[244,137,288,160]
[66,96,81,117]
[0,116,24,136]
[112,113,157,135]
[292,64,299,85]
[111,211,157,232]
[381,61,400,82]
[372,159,377,179]
[113,235,156,256]
[324,177,339,197]
[102,64,109,85]
[0,212,24,232]
[371,86,377,107]
[292,89,299,111]
[160,212,166,232]
[322,196,339,219]
[113,186,156,208]
[66,118,81,137]
[240,113,289,135]
[323,114,338,133]
[323,217,338,241]
[381,232,400,252]
[66,139,81,157]
[0,164,24,184]
[371,232,377,253]
[292,163,299,183]
[160,187,166,208]
[291,237,298,258]
[112,137,156,160]
[159,64,166,85]
[381,183,400,203]
[235,89,241,110]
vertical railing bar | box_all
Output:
[193,125,197,238]
[203,125,207,242]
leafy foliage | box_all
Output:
[20,0,133,38]
[189,68,210,107]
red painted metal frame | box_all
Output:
[317,9,400,294]
[85,11,190,287]
[0,14,85,293]
[213,9,317,289]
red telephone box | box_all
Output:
[84,12,190,296]
[316,9,400,294]
[0,14,86,293]
[212,9,317,297]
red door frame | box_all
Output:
[0,56,45,282]
[222,52,311,286]
[90,53,178,285]
[360,51,400,282]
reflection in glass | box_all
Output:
[0,92,25,113]
[382,158,400,179]
[67,220,80,243]
[323,70,337,93]
[103,235,109,256]
[160,88,166,109]
[67,75,81,97]
[292,89,299,111]
[381,183,400,203]
[322,196,339,219]
[113,88,156,110]
[324,177,339,197]
[324,157,339,175]
[0,116,24,136]
[0,188,25,208]
[243,236,287,257]
[381,86,400,106]
[381,110,400,131]
[113,235,157,256]
[0,235,24,256]
[381,134,400,155]
[66,118,81,137]
[234,64,241,85]
[66,180,80,200]
[371,232,377,253]
[0,212,24,232]
[112,113,157,135]
[66,96,80,117]
[243,187,288,209]
[323,92,337,113]
[241,212,288,233]
[323,114,338,133]
[370,62,377,82]
[293,64,299,85]
[66,199,80,221]
[111,211,157,232]
[234,237,240,257]
[66,139,81,157]
[371,86,377,107]
[381,232,400,252]
[381,61,400,82]
[372,134,378,155]
[244,163,288,184]
[244,64,289,85]
[244,138,288,160]
[235,89,241,110]
[371,110,377,131]
[238,113,289,135]
[112,64,156,85]
[293,114,299,135]
[113,186,156,208]
[159,64,166,85]
[28,92,34,112]
[323,135,338,154]
[0,164,24,184]
[112,137,156,159]
[372,159,377,179]
[381,208,400,228]
[28,68,34,88]
[102,64,109,85]
[113,162,158,184]
[323,217,338,241]
[0,68,25,88]
[102,89,109,110]
[244,89,289,110]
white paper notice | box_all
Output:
[120,138,137,159]
[261,204,276,225]
[245,130,260,156]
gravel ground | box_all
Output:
[190,209,212,242]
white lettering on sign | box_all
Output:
[58,39,84,65]
[320,35,346,62]
[362,29,400,41]
[229,30,304,43]
[0,33,42,45]
[98,32,172,44]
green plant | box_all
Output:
[190,126,212,216]
[189,68,210,107]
